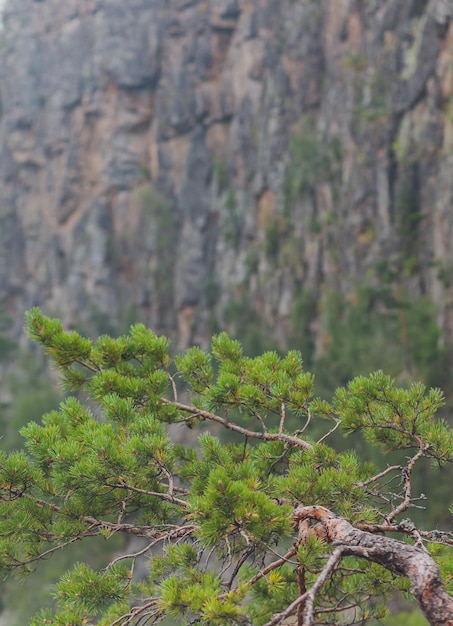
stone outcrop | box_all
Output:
[1,0,453,353]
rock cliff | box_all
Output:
[1,0,453,357]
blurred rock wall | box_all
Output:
[1,0,453,351]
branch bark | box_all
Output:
[164,398,313,450]
[293,505,453,626]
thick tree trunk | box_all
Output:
[293,506,453,626]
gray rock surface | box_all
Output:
[1,0,453,349]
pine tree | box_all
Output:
[1,308,453,625]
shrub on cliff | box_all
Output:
[1,309,453,626]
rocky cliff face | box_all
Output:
[1,0,453,355]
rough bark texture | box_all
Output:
[294,505,453,626]
[1,1,453,349]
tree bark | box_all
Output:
[293,505,453,626]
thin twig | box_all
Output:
[243,546,298,589]
[225,545,255,590]
[385,442,428,524]
[106,537,163,570]
[356,464,402,488]
[317,418,340,444]
[302,546,344,625]
[279,402,286,434]
[250,407,268,432]
[106,482,188,508]
[109,598,160,626]
[295,407,312,436]
[166,368,178,402]
[262,590,309,626]
[9,527,99,568]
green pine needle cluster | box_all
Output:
[0,308,451,625]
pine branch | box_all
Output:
[292,505,453,626]
[163,398,313,450]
